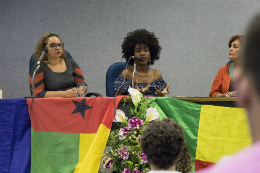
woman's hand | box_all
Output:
[216,91,236,97]
[225,91,236,97]
[65,88,77,98]
[216,93,225,97]
[155,83,170,96]
[135,80,151,93]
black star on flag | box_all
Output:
[72,98,93,119]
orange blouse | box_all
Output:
[209,64,231,97]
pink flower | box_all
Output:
[105,159,113,169]
[137,136,141,143]
[122,168,131,173]
[102,156,113,169]
[118,148,129,160]
[138,152,147,164]
[133,168,143,173]
[119,127,130,140]
[128,117,143,129]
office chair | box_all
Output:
[106,62,127,97]
[29,51,101,97]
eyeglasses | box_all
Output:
[48,43,64,49]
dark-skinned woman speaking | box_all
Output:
[114,29,170,97]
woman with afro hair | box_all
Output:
[114,29,170,96]
[141,118,192,173]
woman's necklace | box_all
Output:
[229,62,235,79]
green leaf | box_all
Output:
[124,160,133,169]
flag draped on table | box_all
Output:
[26,96,125,173]
[152,97,252,171]
[0,98,31,173]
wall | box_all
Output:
[1,0,260,98]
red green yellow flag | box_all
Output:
[152,97,252,171]
[27,96,125,173]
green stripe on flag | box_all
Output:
[152,97,201,163]
[31,129,80,173]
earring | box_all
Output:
[147,58,151,72]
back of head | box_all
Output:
[141,118,188,170]
[241,12,260,97]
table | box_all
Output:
[0,97,249,173]
[174,97,236,107]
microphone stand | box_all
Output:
[132,60,138,88]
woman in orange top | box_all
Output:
[209,35,242,97]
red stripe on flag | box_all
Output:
[195,159,214,171]
[27,96,125,134]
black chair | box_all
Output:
[29,51,101,97]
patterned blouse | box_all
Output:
[114,75,168,96]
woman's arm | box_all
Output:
[153,70,170,96]
[71,58,88,95]
[29,65,47,97]
[114,69,132,96]
[156,83,170,96]
[44,89,77,98]
[209,67,224,97]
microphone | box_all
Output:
[37,47,48,65]
[131,56,142,61]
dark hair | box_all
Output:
[121,29,162,66]
[228,35,242,48]
[33,32,67,63]
[140,118,192,172]
[241,12,260,98]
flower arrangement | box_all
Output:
[101,87,159,173]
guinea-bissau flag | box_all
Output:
[152,97,252,172]
[26,96,125,173]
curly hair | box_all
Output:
[121,29,162,66]
[140,118,192,172]
[33,32,67,63]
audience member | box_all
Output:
[141,118,192,173]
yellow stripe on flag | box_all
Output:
[195,105,252,163]
[75,124,111,173]
[73,133,96,172]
